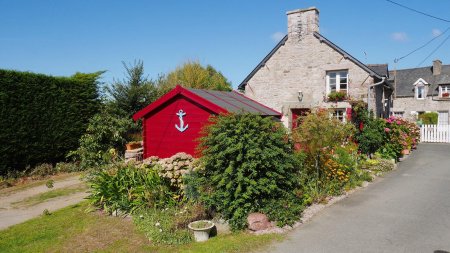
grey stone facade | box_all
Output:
[390,60,450,124]
[239,7,389,128]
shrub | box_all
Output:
[0,70,102,175]
[197,113,301,230]
[419,112,438,125]
[356,118,386,155]
[87,162,175,214]
[69,108,134,169]
[29,163,57,179]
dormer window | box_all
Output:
[413,78,428,100]
[439,85,450,98]
[416,86,425,99]
[327,70,348,94]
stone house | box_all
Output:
[238,7,392,128]
[390,60,450,125]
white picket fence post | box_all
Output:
[420,124,450,143]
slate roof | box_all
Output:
[238,32,385,90]
[368,64,389,78]
[389,65,450,97]
[187,88,281,116]
[133,85,281,121]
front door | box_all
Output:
[291,109,310,129]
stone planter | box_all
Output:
[188,220,215,242]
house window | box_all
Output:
[330,109,346,122]
[416,86,425,99]
[392,111,404,118]
[439,85,450,98]
[327,70,348,94]
[438,111,449,125]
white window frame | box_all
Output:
[329,109,346,123]
[416,85,425,99]
[438,111,449,125]
[439,85,450,97]
[392,111,404,118]
[326,70,348,94]
[413,78,428,100]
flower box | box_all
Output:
[327,91,347,102]
[442,92,449,98]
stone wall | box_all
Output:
[392,96,450,122]
[243,7,377,128]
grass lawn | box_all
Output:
[0,202,282,253]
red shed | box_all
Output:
[133,85,281,158]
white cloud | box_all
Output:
[391,32,408,42]
[271,32,286,42]
[432,28,442,37]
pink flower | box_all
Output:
[384,128,391,132]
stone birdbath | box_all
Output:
[188,220,215,242]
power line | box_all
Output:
[417,34,450,67]
[394,27,450,63]
[386,0,450,23]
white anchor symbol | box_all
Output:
[175,109,189,132]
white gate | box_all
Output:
[420,124,450,143]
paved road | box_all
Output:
[266,143,450,253]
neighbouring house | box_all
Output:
[390,60,450,125]
[133,85,281,158]
[238,7,392,129]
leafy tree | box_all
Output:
[197,113,302,230]
[105,60,158,118]
[157,61,232,95]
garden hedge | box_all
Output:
[0,69,102,175]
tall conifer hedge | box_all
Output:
[0,69,102,174]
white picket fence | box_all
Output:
[420,124,450,143]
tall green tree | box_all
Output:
[157,61,232,95]
[105,60,158,117]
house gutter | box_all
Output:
[367,77,386,116]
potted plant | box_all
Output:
[188,220,215,242]
[126,141,142,150]
[442,92,449,98]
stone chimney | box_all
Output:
[433,59,442,76]
[287,7,319,42]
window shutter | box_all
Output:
[346,108,352,121]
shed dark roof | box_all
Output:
[187,88,281,116]
[238,32,384,90]
[133,85,281,121]
[368,64,389,78]
[389,65,450,97]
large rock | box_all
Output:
[247,212,271,231]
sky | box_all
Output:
[1,0,449,89]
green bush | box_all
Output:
[0,70,102,175]
[69,107,134,169]
[356,118,386,155]
[419,112,438,125]
[197,113,301,230]
[87,162,175,214]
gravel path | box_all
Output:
[0,175,88,230]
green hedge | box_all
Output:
[0,69,102,174]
